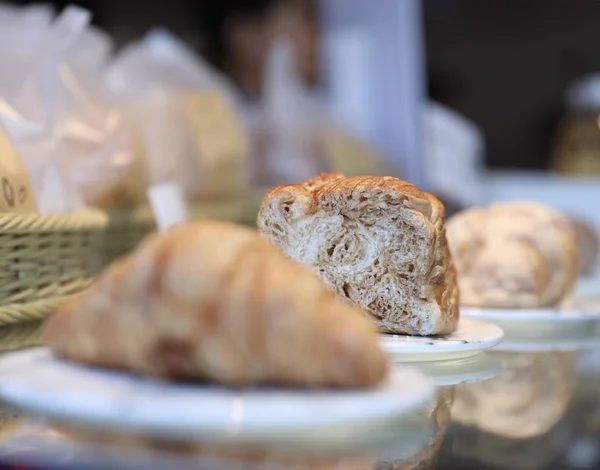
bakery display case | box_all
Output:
[0,1,597,469]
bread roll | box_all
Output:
[446,202,579,308]
[43,221,387,388]
[257,174,459,336]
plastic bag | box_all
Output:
[249,39,385,189]
[0,5,138,213]
[56,21,140,209]
[0,3,54,53]
[106,29,249,201]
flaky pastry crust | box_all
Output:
[43,221,387,388]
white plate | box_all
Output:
[379,318,504,362]
[461,307,600,340]
[0,349,435,447]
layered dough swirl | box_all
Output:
[258,174,459,335]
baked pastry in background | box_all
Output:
[446,202,579,308]
[43,221,387,388]
[257,173,459,336]
[567,216,598,277]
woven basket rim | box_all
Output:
[0,209,108,233]
[0,296,67,326]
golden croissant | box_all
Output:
[43,221,388,388]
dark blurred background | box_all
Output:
[13,0,600,171]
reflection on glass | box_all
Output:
[570,348,600,438]
[453,351,575,438]
[449,351,576,469]
[377,387,455,470]
[0,419,378,470]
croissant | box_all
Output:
[43,221,387,388]
[257,173,459,336]
[446,202,579,308]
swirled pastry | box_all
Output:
[257,174,459,335]
[446,202,579,308]
[43,221,387,388]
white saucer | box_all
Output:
[461,307,600,340]
[0,349,435,446]
[379,318,504,362]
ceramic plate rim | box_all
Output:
[379,318,504,355]
[461,306,600,322]
[0,348,434,440]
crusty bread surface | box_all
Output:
[258,173,459,335]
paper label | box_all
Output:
[179,91,248,198]
[148,183,189,232]
[0,128,37,213]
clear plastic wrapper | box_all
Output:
[106,29,249,202]
[0,3,54,52]
[57,21,139,209]
[0,4,137,213]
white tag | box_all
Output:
[147,183,189,232]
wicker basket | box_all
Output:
[0,193,264,326]
[0,321,42,352]
[0,210,108,326]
